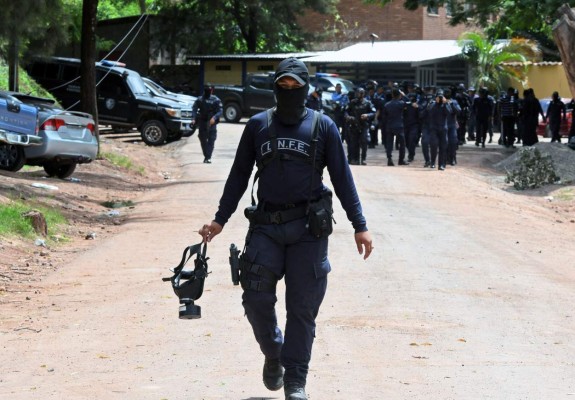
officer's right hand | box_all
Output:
[191,119,195,125]
[198,221,223,243]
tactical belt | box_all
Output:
[249,204,308,225]
[239,257,278,292]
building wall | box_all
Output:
[203,60,282,85]
[422,7,469,40]
[300,0,468,49]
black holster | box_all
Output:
[307,189,334,238]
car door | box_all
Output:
[96,71,132,125]
[245,75,275,113]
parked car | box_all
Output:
[0,91,97,178]
[26,57,194,145]
[310,73,355,94]
[213,71,357,123]
[537,98,573,138]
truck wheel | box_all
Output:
[0,144,26,172]
[141,120,168,146]
[43,162,77,179]
[224,103,241,123]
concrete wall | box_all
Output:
[509,63,573,101]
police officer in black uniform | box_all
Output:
[198,58,373,400]
[305,87,323,112]
[192,84,223,163]
[345,88,375,165]
[455,83,470,145]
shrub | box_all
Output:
[505,147,560,190]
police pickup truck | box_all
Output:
[0,92,42,171]
[213,72,355,123]
[26,58,194,146]
[213,73,276,123]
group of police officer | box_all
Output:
[305,80,573,170]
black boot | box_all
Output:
[285,382,307,400]
[387,158,394,166]
[263,358,284,391]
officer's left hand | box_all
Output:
[209,117,216,126]
[355,231,373,260]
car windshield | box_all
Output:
[145,79,169,95]
[126,73,149,96]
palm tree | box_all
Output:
[458,32,541,92]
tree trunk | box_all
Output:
[80,0,100,153]
[8,34,19,92]
[552,4,575,99]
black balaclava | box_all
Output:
[273,57,310,125]
[203,84,213,99]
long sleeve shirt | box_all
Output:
[214,109,367,233]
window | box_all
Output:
[215,65,231,71]
[257,65,274,71]
[427,3,439,15]
[62,65,80,82]
[98,73,128,97]
[250,76,272,90]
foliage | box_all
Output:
[318,12,368,50]
[505,147,560,190]
[364,0,574,59]
[0,200,67,239]
[0,59,57,99]
[457,32,541,92]
[147,0,337,55]
[100,151,145,175]
[0,0,70,59]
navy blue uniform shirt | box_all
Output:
[215,109,367,233]
[192,95,223,121]
[383,99,406,132]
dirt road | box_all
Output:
[1,122,574,400]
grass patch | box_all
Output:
[0,200,67,240]
[100,151,145,175]
[0,60,58,101]
[554,188,574,201]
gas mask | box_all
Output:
[162,243,210,319]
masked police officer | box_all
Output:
[331,83,349,136]
[345,88,375,165]
[198,58,373,400]
[192,84,223,163]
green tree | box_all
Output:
[148,0,337,56]
[0,0,70,91]
[458,31,540,92]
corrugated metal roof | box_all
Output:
[188,52,323,60]
[304,40,463,64]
